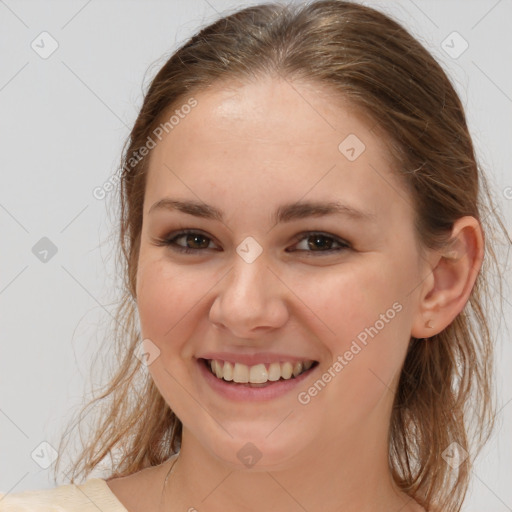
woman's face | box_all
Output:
[136,77,429,469]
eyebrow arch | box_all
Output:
[148,198,376,223]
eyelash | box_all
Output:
[154,229,351,256]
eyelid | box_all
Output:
[287,231,351,253]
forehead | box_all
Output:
[144,77,409,222]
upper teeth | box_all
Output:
[208,360,314,384]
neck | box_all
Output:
[158,422,418,512]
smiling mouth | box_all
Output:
[201,358,319,387]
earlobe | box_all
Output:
[411,216,484,339]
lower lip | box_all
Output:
[197,359,317,402]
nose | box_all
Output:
[208,255,289,339]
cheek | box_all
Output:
[294,259,412,406]
[137,262,175,341]
[136,258,199,344]
[135,259,206,410]
[136,256,226,362]
[292,259,404,348]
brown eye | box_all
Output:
[178,233,211,249]
[307,234,335,251]
[290,232,350,254]
[156,230,220,254]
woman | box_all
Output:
[1,1,508,511]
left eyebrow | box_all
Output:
[147,198,377,224]
[273,200,377,224]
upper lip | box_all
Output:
[198,352,317,366]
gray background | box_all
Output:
[1,0,511,510]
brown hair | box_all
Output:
[54,2,510,511]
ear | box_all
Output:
[410,216,484,339]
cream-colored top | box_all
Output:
[0,478,128,512]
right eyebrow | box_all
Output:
[148,198,223,221]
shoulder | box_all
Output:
[0,479,128,512]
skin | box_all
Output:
[106,76,483,512]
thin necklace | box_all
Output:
[164,454,179,487]
[159,454,179,510]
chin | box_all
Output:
[194,421,315,472]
